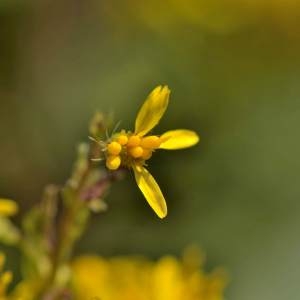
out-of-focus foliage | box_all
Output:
[121,0,300,33]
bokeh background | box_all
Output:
[1,1,300,299]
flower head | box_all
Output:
[99,86,199,218]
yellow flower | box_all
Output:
[103,86,199,218]
[0,253,12,299]
[71,249,227,300]
[0,199,18,217]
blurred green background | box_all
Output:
[1,1,300,299]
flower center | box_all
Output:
[105,132,161,170]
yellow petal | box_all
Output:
[135,86,170,136]
[133,165,167,218]
[0,199,18,217]
[159,129,200,150]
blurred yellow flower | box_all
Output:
[0,199,18,217]
[71,249,227,300]
[0,253,12,300]
[100,86,199,218]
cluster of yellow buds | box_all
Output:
[106,132,162,170]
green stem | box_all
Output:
[36,146,95,299]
